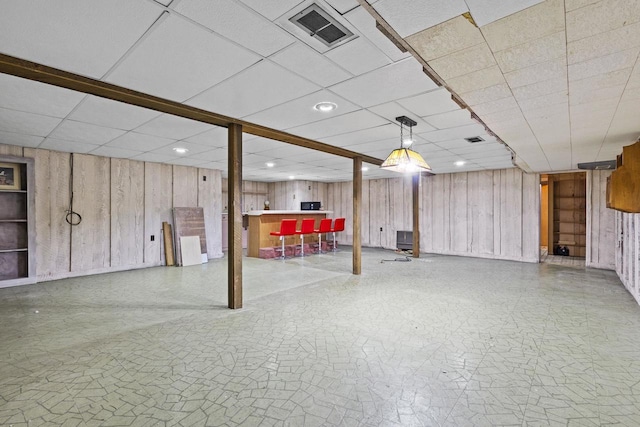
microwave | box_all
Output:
[301,201,321,210]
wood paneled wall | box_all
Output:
[1,143,223,282]
[221,179,269,212]
[268,180,329,211]
[616,212,640,305]
[586,170,616,269]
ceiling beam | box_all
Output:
[0,53,384,166]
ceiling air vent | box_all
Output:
[289,4,354,47]
[577,160,616,170]
[465,136,484,143]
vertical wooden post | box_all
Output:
[412,173,420,258]
[353,157,362,275]
[228,123,243,309]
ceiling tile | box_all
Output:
[329,59,439,107]
[187,61,320,118]
[373,0,468,38]
[344,6,411,62]
[0,0,163,78]
[184,127,228,149]
[424,109,474,129]
[570,69,631,93]
[512,77,567,102]
[48,120,126,145]
[568,48,639,81]
[133,114,214,140]
[480,0,564,52]
[89,146,143,159]
[189,149,227,162]
[626,60,640,88]
[0,130,44,148]
[320,124,399,147]
[325,0,359,14]
[173,0,294,57]
[164,157,209,167]
[568,21,640,65]
[566,0,640,42]
[419,123,486,142]
[68,96,161,130]
[270,43,352,87]
[429,43,496,80]
[396,88,460,117]
[471,96,518,116]
[243,137,289,154]
[465,0,543,27]
[406,15,482,61]
[0,74,85,118]
[0,108,61,137]
[571,85,626,106]
[504,56,567,88]
[367,101,437,132]
[287,109,388,140]
[107,14,260,102]
[460,83,512,106]
[447,65,505,94]
[325,37,392,76]
[518,92,567,112]
[153,141,216,157]
[107,132,176,152]
[244,90,359,130]
[493,31,566,74]
[565,0,599,12]
[237,0,303,21]
[39,138,99,154]
[130,152,175,163]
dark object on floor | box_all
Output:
[554,245,570,256]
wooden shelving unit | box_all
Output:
[548,172,586,258]
[0,155,35,287]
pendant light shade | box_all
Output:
[380,116,431,173]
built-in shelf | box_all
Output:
[548,172,587,258]
[0,219,27,223]
[0,248,28,253]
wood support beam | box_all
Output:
[228,124,243,309]
[353,157,362,275]
[412,173,420,258]
[0,53,383,166]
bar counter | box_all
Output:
[247,210,332,257]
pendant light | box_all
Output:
[380,116,431,173]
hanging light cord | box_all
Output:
[65,153,82,226]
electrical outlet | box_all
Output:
[379,227,383,232]
[203,176,207,181]
[150,235,155,241]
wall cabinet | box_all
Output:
[0,155,35,287]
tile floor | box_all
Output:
[1,248,639,426]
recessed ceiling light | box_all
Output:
[173,147,189,154]
[362,166,369,171]
[313,102,337,112]
[289,175,295,180]
[455,160,466,166]
[266,162,275,167]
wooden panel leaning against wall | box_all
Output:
[0,143,223,283]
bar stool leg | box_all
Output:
[278,236,285,260]
[300,234,305,257]
[332,231,337,252]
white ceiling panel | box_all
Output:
[39,138,99,154]
[325,0,359,14]
[270,43,352,87]
[373,0,468,38]
[69,96,161,130]
[511,77,567,102]
[459,83,512,106]
[187,61,320,118]
[494,31,565,74]
[107,132,176,152]
[570,85,625,106]
[504,56,567,88]
[567,22,640,65]
[286,110,388,140]
[518,92,567,112]
[568,48,639,81]
[184,127,228,148]
[344,6,411,62]
[89,146,143,159]
[397,88,460,117]
[189,149,227,162]
[330,59,439,107]
[173,0,294,57]
[0,0,163,78]
[244,90,359,130]
[320,124,399,147]
[107,14,260,102]
[0,108,61,137]
[565,0,640,43]
[0,130,44,148]
[243,137,289,154]
[133,114,214,140]
[367,101,437,132]
[471,96,518,116]
[152,141,216,157]
[164,157,209,167]
[237,0,303,20]
[325,37,392,76]
[131,152,177,163]
[419,124,486,142]
[48,120,126,145]
[0,74,85,118]
[406,16,482,62]
[465,0,543,27]
[447,65,505,94]
[480,0,565,52]
[424,109,473,129]
[429,43,496,80]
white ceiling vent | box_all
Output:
[279,2,357,53]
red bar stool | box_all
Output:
[329,217,345,251]
[295,218,316,257]
[270,219,297,260]
[312,218,333,253]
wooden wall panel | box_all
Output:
[71,154,111,271]
[199,167,223,259]
[586,170,616,270]
[173,165,198,207]
[471,170,494,255]
[500,169,523,258]
[0,144,24,156]
[522,171,540,262]
[450,173,468,253]
[615,212,640,305]
[431,175,446,252]
[361,180,370,247]
[110,159,144,267]
[24,148,71,278]
[144,162,173,266]
[420,175,434,253]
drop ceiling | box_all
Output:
[0,0,637,182]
